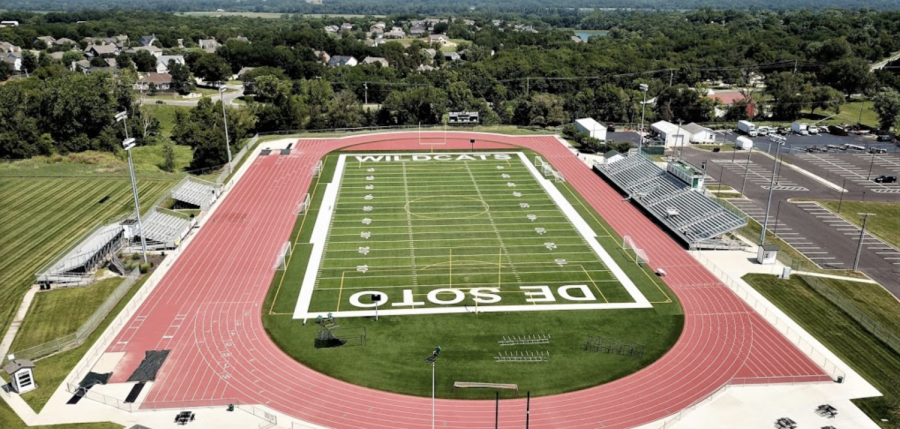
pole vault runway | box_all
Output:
[104,133,830,428]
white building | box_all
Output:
[156,55,185,73]
[574,118,607,141]
[683,123,716,143]
[651,121,690,148]
[3,359,36,394]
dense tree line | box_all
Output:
[2,0,900,13]
[2,8,900,163]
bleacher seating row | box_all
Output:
[595,154,747,247]
[135,211,193,248]
[171,178,219,209]
[36,223,124,285]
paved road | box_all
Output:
[140,84,244,107]
[679,147,900,296]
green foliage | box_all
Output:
[162,140,176,172]
[0,60,11,82]
[167,60,194,95]
[132,49,157,73]
[873,89,900,131]
[191,52,231,83]
[173,98,257,170]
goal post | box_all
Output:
[294,193,310,215]
[623,236,649,266]
[273,241,292,271]
[311,161,323,177]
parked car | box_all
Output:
[869,147,888,154]
[606,124,616,132]
[876,134,896,143]
[874,175,897,183]
[808,125,819,134]
[757,126,770,136]
[777,127,790,135]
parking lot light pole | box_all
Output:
[866,152,878,180]
[740,146,753,197]
[853,213,875,271]
[837,178,847,214]
[638,83,649,155]
[219,85,233,173]
[760,134,786,245]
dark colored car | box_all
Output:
[874,175,897,183]
[876,134,896,143]
[606,125,616,132]
[777,127,790,135]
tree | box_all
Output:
[162,140,176,172]
[167,61,194,95]
[132,50,157,73]
[809,86,843,115]
[821,58,876,98]
[0,61,11,82]
[655,85,715,123]
[873,89,900,131]
[115,52,135,71]
[90,56,107,67]
[766,72,811,119]
[326,90,364,128]
[61,50,83,66]
[21,50,38,75]
[193,53,231,83]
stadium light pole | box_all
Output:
[121,136,148,264]
[740,145,753,198]
[853,213,875,271]
[638,83,649,155]
[424,346,442,429]
[219,85,233,173]
[760,134,785,245]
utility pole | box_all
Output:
[638,83,649,155]
[669,70,673,87]
[853,213,875,271]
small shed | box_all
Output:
[574,118,607,141]
[757,243,779,265]
[3,359,36,394]
[603,150,623,165]
[651,121,690,148]
[683,123,716,143]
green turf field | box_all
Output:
[264,150,681,398]
[306,152,642,315]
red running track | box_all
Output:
[105,133,830,429]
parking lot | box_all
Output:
[714,129,899,154]
[789,152,900,196]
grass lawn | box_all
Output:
[258,125,556,142]
[17,274,152,412]
[802,100,879,128]
[0,401,122,429]
[0,177,172,347]
[817,200,900,249]
[8,276,122,352]
[141,104,189,138]
[0,149,192,178]
[142,87,223,102]
[744,274,900,428]
[130,144,194,173]
[263,150,681,399]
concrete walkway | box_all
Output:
[0,284,38,359]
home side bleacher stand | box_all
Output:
[170,176,221,210]
[594,152,747,249]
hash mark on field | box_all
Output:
[402,163,418,286]
[465,162,521,283]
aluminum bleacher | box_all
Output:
[170,177,219,210]
[36,223,125,286]
[133,210,193,249]
[594,153,747,249]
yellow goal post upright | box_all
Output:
[623,235,649,267]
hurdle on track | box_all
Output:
[494,351,549,363]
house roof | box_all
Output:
[682,123,711,135]
[138,35,156,46]
[139,72,172,84]
[362,56,389,66]
[229,36,250,43]
[428,34,445,41]
[199,39,218,51]
[126,46,161,54]
[651,121,681,135]
[237,67,255,76]
[705,91,747,106]
[158,55,185,67]
[87,44,118,55]
[3,359,35,375]
[0,42,21,54]
[36,36,56,43]
[55,38,77,45]
[443,51,460,60]
[328,55,357,66]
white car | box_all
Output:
[808,125,819,134]
[757,127,770,136]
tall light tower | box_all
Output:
[424,346,442,429]
[117,111,149,263]
[760,134,786,245]
[638,83,649,155]
[219,85,233,172]
[853,213,875,271]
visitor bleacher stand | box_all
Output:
[35,222,126,287]
[170,177,220,210]
[127,209,193,250]
[594,152,747,249]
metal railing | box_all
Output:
[4,268,140,366]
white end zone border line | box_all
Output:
[293,152,651,321]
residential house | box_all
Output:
[126,45,162,57]
[409,25,427,37]
[324,25,340,34]
[156,55,186,73]
[55,37,77,46]
[228,36,250,44]
[491,20,502,27]
[417,64,435,73]
[514,25,539,33]
[442,51,461,62]
[49,51,67,60]
[35,36,56,46]
[364,38,387,47]
[369,25,384,36]
[422,48,437,59]
[361,56,389,67]
[571,36,584,43]
[463,19,475,26]
[2,55,20,72]
[385,27,406,39]
[84,43,119,58]
[427,34,449,45]
[235,66,255,80]
[314,50,331,65]
[327,55,358,67]
[340,23,354,32]
[683,123,717,143]
[706,91,756,118]
[70,59,90,71]
[138,35,158,47]
[135,72,173,91]
[198,38,218,53]
[0,41,22,56]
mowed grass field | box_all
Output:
[310,153,637,313]
[264,150,681,399]
[818,200,900,249]
[0,177,173,350]
[744,274,900,428]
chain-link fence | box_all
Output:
[3,268,140,367]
